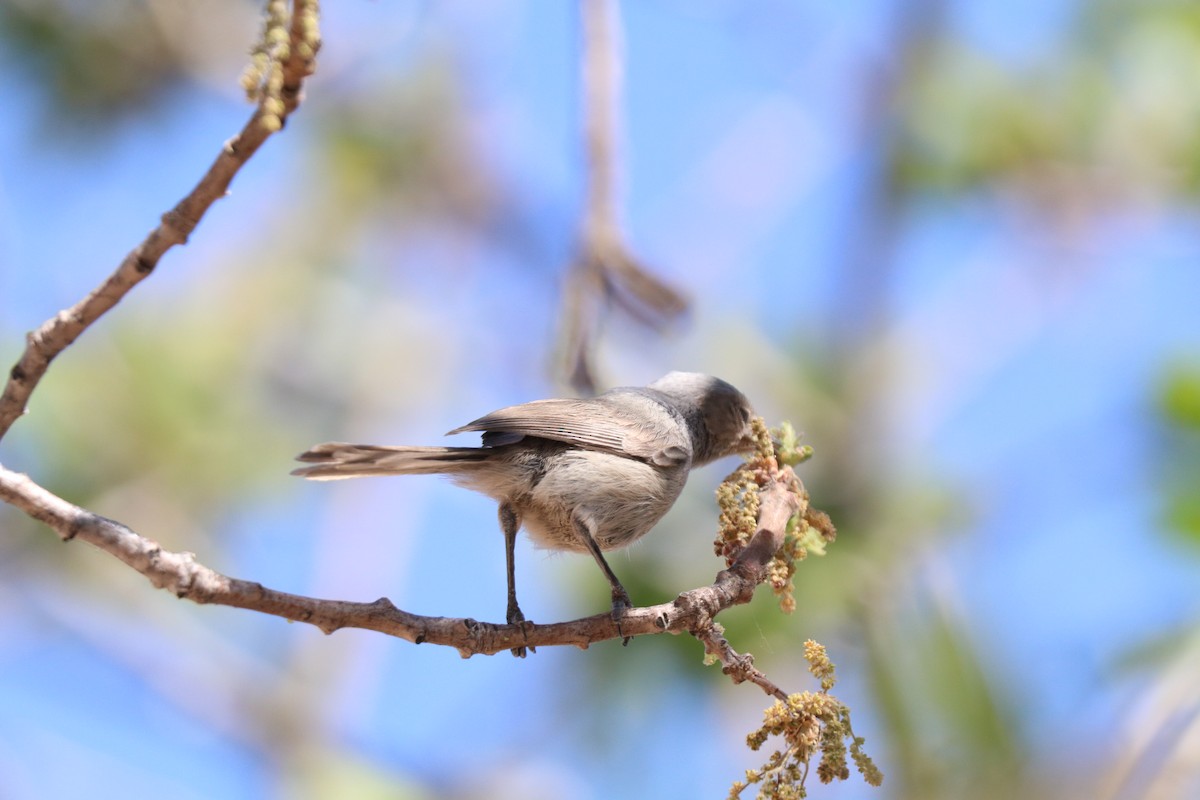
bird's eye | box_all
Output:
[739,406,751,423]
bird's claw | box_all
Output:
[506,606,535,658]
[610,590,632,646]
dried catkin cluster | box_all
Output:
[240,0,321,131]
[730,641,883,799]
[713,418,835,613]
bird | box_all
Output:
[292,372,757,656]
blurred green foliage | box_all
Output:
[0,0,266,148]
[896,0,1200,201]
[1161,365,1200,431]
[1158,364,1200,546]
[0,0,182,119]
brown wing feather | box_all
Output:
[446,395,688,466]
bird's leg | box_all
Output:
[573,514,632,645]
[499,503,533,658]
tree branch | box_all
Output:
[0,463,803,659]
[0,0,320,442]
[694,623,790,703]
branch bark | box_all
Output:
[0,463,802,661]
[0,1,320,442]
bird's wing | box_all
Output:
[446,395,690,467]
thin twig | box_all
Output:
[0,0,320,442]
[0,462,802,659]
[695,479,801,699]
[694,622,790,702]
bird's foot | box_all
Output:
[506,604,535,658]
[610,587,632,647]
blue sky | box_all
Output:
[2,2,1200,798]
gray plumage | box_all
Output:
[293,372,756,653]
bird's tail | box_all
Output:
[291,442,491,480]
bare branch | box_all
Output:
[0,462,803,659]
[560,0,688,393]
[0,0,320,442]
[694,623,790,703]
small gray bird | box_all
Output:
[292,372,756,655]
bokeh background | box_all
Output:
[2,1,1200,798]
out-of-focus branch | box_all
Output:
[0,463,801,660]
[560,0,688,393]
[581,0,618,230]
[0,0,320,442]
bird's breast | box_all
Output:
[517,449,687,553]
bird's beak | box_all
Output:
[733,428,759,456]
